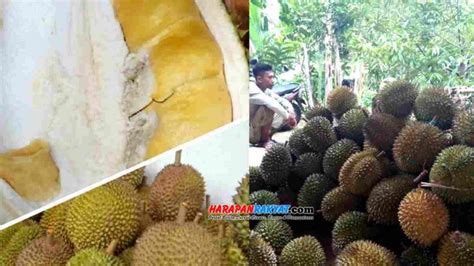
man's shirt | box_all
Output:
[249,82,290,120]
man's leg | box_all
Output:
[250,105,274,145]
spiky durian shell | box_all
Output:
[66,181,140,252]
[335,240,398,265]
[332,212,372,253]
[249,231,277,265]
[16,235,74,266]
[132,221,221,265]
[297,174,336,210]
[221,238,248,266]
[302,117,337,154]
[363,112,405,153]
[40,203,71,245]
[0,221,31,250]
[437,231,474,266]
[452,111,474,147]
[250,190,279,205]
[305,105,333,122]
[0,224,45,265]
[293,152,323,178]
[337,109,369,144]
[260,144,292,186]
[288,128,313,156]
[366,175,415,225]
[254,220,293,253]
[393,122,446,174]
[400,245,437,266]
[231,176,250,253]
[66,249,124,266]
[414,87,455,129]
[279,236,326,266]
[249,166,267,192]
[233,175,249,205]
[119,167,145,188]
[327,86,358,117]
[149,164,205,222]
[338,149,387,196]
[323,139,360,180]
[321,187,364,222]
[428,145,474,204]
[376,80,418,118]
[398,188,449,246]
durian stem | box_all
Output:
[193,213,202,223]
[174,150,182,166]
[106,240,118,255]
[375,151,385,158]
[316,209,322,214]
[420,182,470,191]
[218,224,225,238]
[177,202,188,224]
[205,195,211,217]
[46,230,55,246]
[413,170,429,184]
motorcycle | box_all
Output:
[271,83,305,132]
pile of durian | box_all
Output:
[0,151,249,265]
[249,81,474,265]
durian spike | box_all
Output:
[193,213,202,223]
[174,150,182,166]
[46,229,55,246]
[105,240,118,255]
[218,224,225,238]
[177,202,188,224]
[413,169,429,184]
[420,182,470,191]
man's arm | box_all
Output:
[250,84,290,119]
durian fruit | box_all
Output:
[437,231,474,266]
[149,150,205,221]
[66,240,124,266]
[332,211,372,253]
[136,186,154,235]
[279,236,326,266]
[254,220,293,253]
[302,116,337,153]
[288,128,314,157]
[66,181,141,251]
[335,240,398,266]
[321,187,364,222]
[452,111,474,146]
[39,203,71,245]
[366,175,415,225]
[398,188,449,246]
[250,190,279,205]
[363,112,405,153]
[216,225,248,266]
[120,167,145,188]
[327,86,358,117]
[231,177,250,254]
[323,139,360,180]
[297,174,336,209]
[260,144,292,186]
[338,148,387,196]
[414,87,455,129]
[249,231,277,265]
[119,247,134,266]
[424,145,474,204]
[16,232,74,266]
[132,203,222,265]
[337,109,369,144]
[0,221,30,250]
[0,223,44,265]
[376,79,418,118]
[293,152,323,178]
[400,245,437,266]
[393,122,446,174]
[249,166,267,192]
[233,175,249,205]
[305,105,333,123]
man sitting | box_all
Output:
[249,63,296,148]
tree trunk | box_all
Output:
[334,38,342,87]
[324,3,333,103]
[352,62,366,102]
[302,43,315,108]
